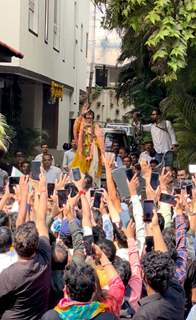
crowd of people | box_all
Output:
[0,105,195,320]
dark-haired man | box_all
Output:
[0,173,51,320]
[35,143,55,165]
[134,109,177,166]
[43,154,61,184]
[0,227,17,273]
[133,251,185,320]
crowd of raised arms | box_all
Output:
[0,105,196,320]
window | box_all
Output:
[44,0,49,43]
[85,32,89,58]
[53,0,60,51]
[110,103,114,109]
[80,24,84,52]
[96,115,100,121]
[96,101,101,108]
[95,67,108,87]
[116,109,119,116]
[28,0,39,35]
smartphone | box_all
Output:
[150,172,160,190]
[93,192,102,208]
[57,190,68,208]
[112,167,130,198]
[9,177,20,194]
[126,168,133,181]
[83,235,93,256]
[72,168,81,181]
[143,200,154,223]
[47,183,55,198]
[31,161,41,180]
[189,164,196,174]
[90,189,96,198]
[160,193,176,205]
[186,184,193,198]
[145,236,154,252]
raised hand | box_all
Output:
[128,173,139,196]
[123,220,135,239]
[55,173,69,191]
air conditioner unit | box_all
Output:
[29,0,35,12]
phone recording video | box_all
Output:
[150,172,160,190]
[143,200,154,223]
[126,168,133,181]
[9,177,20,194]
[72,168,81,181]
[186,184,193,198]
[145,236,154,253]
[90,189,96,198]
[31,161,41,180]
[47,183,55,198]
[93,192,102,208]
[160,193,176,206]
[57,190,68,208]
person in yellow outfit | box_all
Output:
[71,103,105,186]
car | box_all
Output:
[103,127,130,152]
[101,128,131,185]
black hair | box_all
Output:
[152,108,162,116]
[113,256,131,287]
[14,221,39,257]
[150,159,159,165]
[92,226,106,243]
[51,243,68,270]
[60,233,73,249]
[43,153,53,160]
[83,174,93,191]
[157,212,165,232]
[64,262,96,302]
[0,210,9,227]
[84,109,95,120]
[113,224,128,249]
[21,160,30,166]
[62,143,70,151]
[162,228,178,261]
[97,239,116,262]
[0,226,12,253]
[142,251,175,294]
[64,183,78,197]
[41,143,48,147]
[92,209,103,229]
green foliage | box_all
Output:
[161,47,196,166]
[95,0,196,82]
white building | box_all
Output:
[87,3,133,125]
[0,0,90,153]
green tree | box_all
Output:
[95,0,196,82]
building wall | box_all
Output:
[0,0,90,145]
[91,88,133,124]
[0,0,21,67]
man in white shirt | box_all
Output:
[0,227,18,273]
[62,139,77,171]
[142,109,177,166]
[42,154,61,184]
[35,144,55,166]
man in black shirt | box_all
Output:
[133,251,185,320]
[0,174,51,320]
